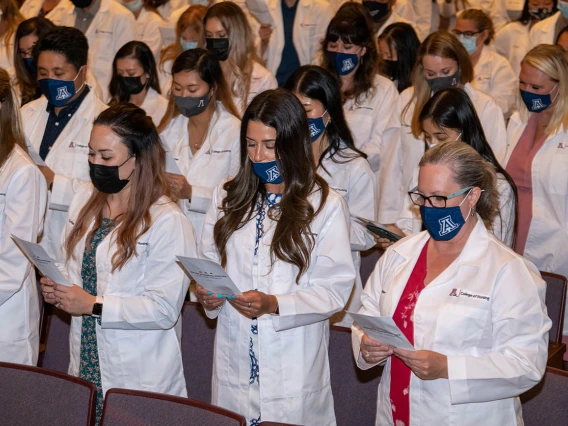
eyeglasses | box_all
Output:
[408,186,473,209]
[452,29,482,38]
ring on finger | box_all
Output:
[248,302,251,308]
[203,300,208,305]
[365,351,370,358]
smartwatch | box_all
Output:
[91,296,103,317]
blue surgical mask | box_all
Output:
[558,0,568,19]
[458,34,478,54]
[252,160,284,184]
[419,188,473,241]
[23,57,36,73]
[326,51,359,76]
[121,0,143,12]
[180,38,198,51]
[38,67,84,107]
[307,111,328,143]
[520,84,558,113]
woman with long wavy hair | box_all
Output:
[196,89,355,426]
[41,103,197,425]
[0,0,23,70]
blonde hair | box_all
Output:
[204,2,261,114]
[403,31,474,138]
[419,141,499,230]
[459,9,495,45]
[0,67,26,169]
[159,5,207,75]
[0,0,23,60]
[520,44,568,135]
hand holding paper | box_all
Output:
[349,311,414,351]
[11,235,71,286]
[177,257,241,295]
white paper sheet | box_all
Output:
[348,312,415,350]
[11,235,71,286]
[25,138,46,167]
[177,256,241,295]
[245,0,274,26]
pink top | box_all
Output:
[506,114,548,254]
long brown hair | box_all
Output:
[157,48,239,132]
[204,1,260,113]
[0,67,26,169]
[213,89,329,283]
[404,31,474,138]
[0,0,23,61]
[65,104,174,272]
[159,5,206,74]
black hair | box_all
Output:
[285,65,367,171]
[378,22,420,93]
[419,88,518,246]
[33,26,89,71]
[109,41,161,104]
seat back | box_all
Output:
[329,326,382,426]
[38,306,72,372]
[259,422,300,426]
[541,271,567,344]
[0,361,96,426]
[181,302,217,402]
[521,367,568,426]
[360,248,381,288]
[101,388,246,426]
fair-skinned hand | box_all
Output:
[195,284,227,311]
[231,290,278,319]
[38,165,55,188]
[40,277,58,305]
[375,224,405,250]
[393,348,448,380]
[53,284,96,316]
[259,24,273,44]
[166,173,192,200]
[360,334,393,364]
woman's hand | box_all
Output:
[231,290,278,319]
[360,334,394,364]
[40,277,58,305]
[259,24,272,56]
[375,225,405,250]
[53,284,96,316]
[393,348,448,380]
[195,284,226,311]
[166,173,192,200]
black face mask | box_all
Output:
[362,1,390,23]
[528,8,555,21]
[426,71,460,93]
[206,38,230,61]
[89,156,133,194]
[70,0,93,8]
[119,75,146,96]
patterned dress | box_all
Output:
[390,240,429,426]
[78,218,115,426]
[248,192,282,426]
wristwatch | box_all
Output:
[91,296,104,318]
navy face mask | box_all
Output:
[39,67,84,107]
[419,188,473,241]
[251,159,284,184]
[520,84,558,113]
[326,51,359,76]
[307,111,328,143]
[23,57,36,73]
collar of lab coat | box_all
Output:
[391,216,490,285]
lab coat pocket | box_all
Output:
[434,303,489,354]
[70,143,90,181]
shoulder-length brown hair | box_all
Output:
[0,0,23,60]
[0,67,26,169]
[157,48,239,132]
[404,31,474,137]
[213,89,329,283]
[65,103,174,272]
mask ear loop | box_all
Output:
[73,65,86,94]
[550,83,560,104]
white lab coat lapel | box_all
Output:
[267,0,284,73]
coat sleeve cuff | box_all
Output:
[447,355,470,404]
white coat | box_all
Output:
[60,184,196,396]
[159,102,241,240]
[505,112,568,333]
[318,148,377,326]
[406,0,433,41]
[200,184,356,425]
[0,146,47,366]
[135,7,164,61]
[376,10,412,39]
[140,86,168,127]
[352,219,550,426]
[263,0,333,76]
[57,0,137,102]
[21,90,108,258]
[493,21,530,78]
[396,166,516,247]
[233,62,277,116]
[19,0,73,21]
[471,45,518,119]
[386,83,507,225]
[157,0,187,21]
[530,11,564,47]
[344,74,399,174]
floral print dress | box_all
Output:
[78,218,115,426]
